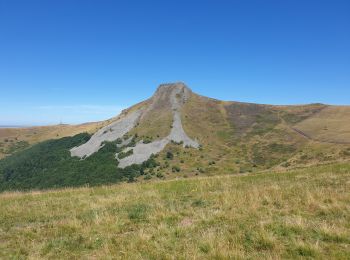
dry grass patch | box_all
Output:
[0,163,349,259]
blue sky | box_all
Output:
[0,0,349,125]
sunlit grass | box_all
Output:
[0,163,349,259]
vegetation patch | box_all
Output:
[248,111,280,137]
[117,149,134,159]
[0,134,158,191]
[4,141,30,155]
[127,203,150,222]
[0,163,349,258]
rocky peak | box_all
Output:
[148,82,192,111]
[156,82,190,93]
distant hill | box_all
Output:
[0,121,112,159]
[0,82,349,191]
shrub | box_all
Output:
[156,172,164,178]
[172,166,180,172]
[197,167,205,173]
[144,174,152,180]
[166,151,174,160]
[143,136,153,144]
[171,140,183,145]
[282,162,291,167]
[127,136,137,147]
[141,157,158,170]
[118,149,133,159]
[341,149,350,156]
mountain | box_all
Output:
[0,82,349,191]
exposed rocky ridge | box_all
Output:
[70,82,199,167]
[118,83,199,168]
[70,110,142,158]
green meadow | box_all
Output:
[1,163,349,259]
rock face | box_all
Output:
[70,82,199,167]
[118,83,199,168]
[70,110,142,158]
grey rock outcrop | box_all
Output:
[70,110,142,158]
[118,83,199,168]
[70,82,199,167]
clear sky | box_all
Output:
[1,0,349,125]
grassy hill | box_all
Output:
[0,83,349,191]
[0,122,104,159]
[1,162,349,259]
[294,106,350,144]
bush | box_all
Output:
[127,136,137,147]
[144,174,152,180]
[141,157,158,171]
[166,151,174,160]
[156,172,164,178]
[282,162,291,167]
[341,149,350,156]
[143,136,153,144]
[197,167,205,173]
[118,149,133,159]
[172,166,180,172]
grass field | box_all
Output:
[0,163,349,259]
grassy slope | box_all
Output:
[178,94,350,176]
[129,104,173,140]
[0,162,349,259]
[0,122,104,159]
[294,106,350,143]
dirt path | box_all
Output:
[291,127,350,145]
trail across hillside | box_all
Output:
[291,127,350,145]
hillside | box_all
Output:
[0,121,110,159]
[1,162,349,259]
[0,82,350,191]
